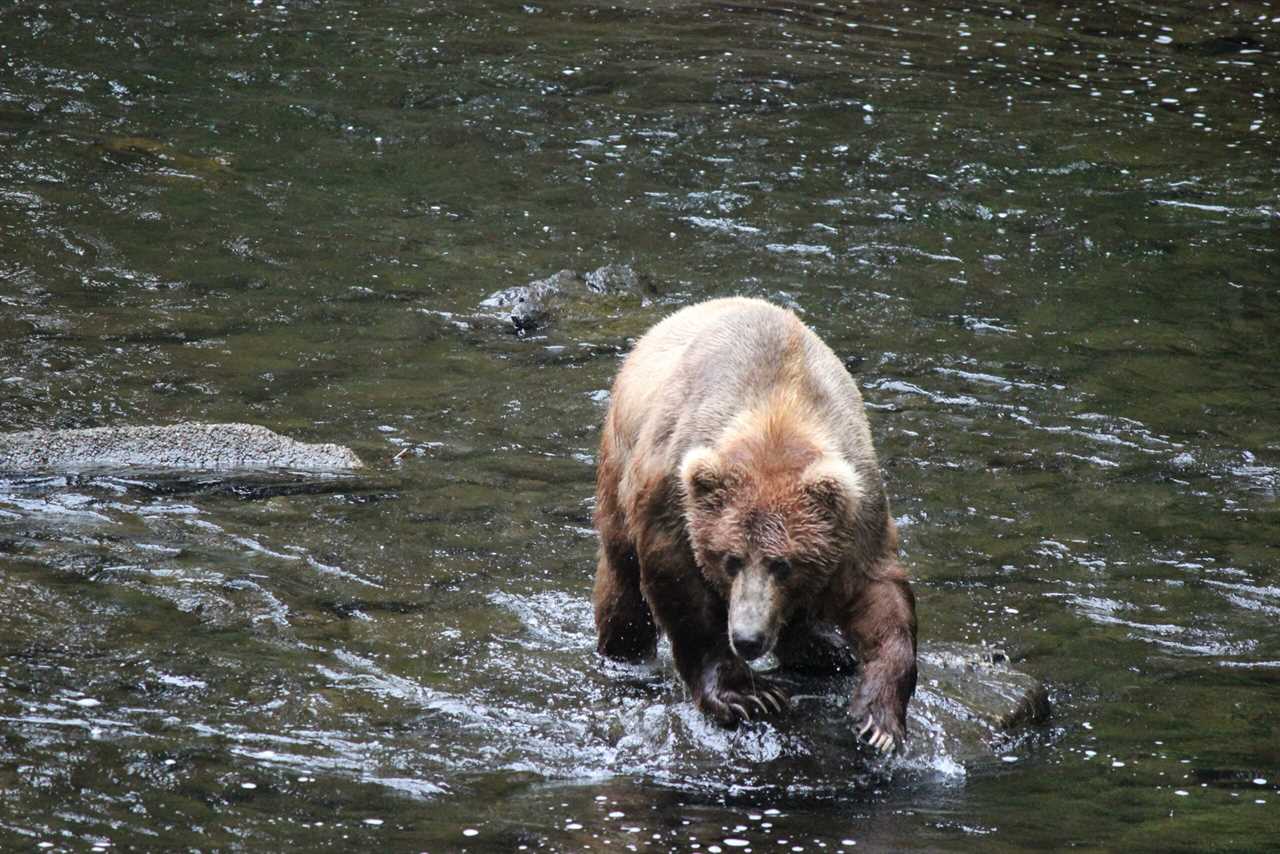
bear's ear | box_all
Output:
[803,456,861,519]
[680,446,730,509]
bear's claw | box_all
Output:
[697,668,790,727]
[856,712,900,755]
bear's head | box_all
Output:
[679,440,863,661]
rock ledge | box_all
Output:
[0,423,363,474]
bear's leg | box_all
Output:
[638,544,787,726]
[593,539,657,661]
[775,620,857,675]
[843,561,917,754]
[593,424,658,661]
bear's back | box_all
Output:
[608,298,877,480]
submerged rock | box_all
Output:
[0,422,363,474]
[97,135,232,176]
[478,263,655,334]
[917,642,1051,731]
[480,268,581,333]
[583,263,646,295]
[777,639,1049,765]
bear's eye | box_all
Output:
[724,555,744,577]
[768,558,792,579]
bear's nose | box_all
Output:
[731,631,767,661]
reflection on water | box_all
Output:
[1,0,1277,849]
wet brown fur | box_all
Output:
[593,298,917,744]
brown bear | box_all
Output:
[593,297,917,753]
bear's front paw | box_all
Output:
[849,692,907,755]
[695,662,789,727]
[853,708,903,755]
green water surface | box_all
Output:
[1,1,1277,851]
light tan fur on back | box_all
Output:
[608,298,878,504]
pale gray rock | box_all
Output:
[0,422,363,474]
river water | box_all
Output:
[1,1,1277,850]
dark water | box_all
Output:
[2,0,1278,850]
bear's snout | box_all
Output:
[727,568,780,661]
[730,629,768,661]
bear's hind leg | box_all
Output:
[593,541,658,662]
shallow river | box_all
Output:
[1,1,1277,851]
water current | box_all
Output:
[1,1,1277,850]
